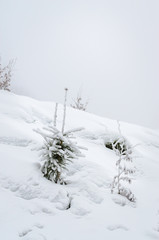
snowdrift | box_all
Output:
[0,91,159,240]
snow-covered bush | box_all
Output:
[36,126,84,184]
[111,122,136,202]
[105,138,127,155]
[71,92,88,111]
[0,59,14,91]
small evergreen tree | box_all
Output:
[36,89,85,184]
[36,126,84,184]
[111,121,136,202]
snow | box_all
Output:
[0,90,159,240]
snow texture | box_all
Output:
[0,90,159,240]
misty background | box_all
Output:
[0,0,159,129]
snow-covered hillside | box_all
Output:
[0,91,159,240]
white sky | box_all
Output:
[0,0,159,129]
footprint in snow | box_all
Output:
[34,223,44,229]
[107,224,129,231]
[19,224,45,239]
[19,228,32,237]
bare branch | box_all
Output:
[62,88,68,133]
[54,103,58,127]
[0,58,15,91]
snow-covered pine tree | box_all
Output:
[111,121,136,202]
[35,88,85,184]
[36,125,84,184]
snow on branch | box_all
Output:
[111,121,136,202]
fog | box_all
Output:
[0,0,159,128]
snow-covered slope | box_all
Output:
[0,91,159,240]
